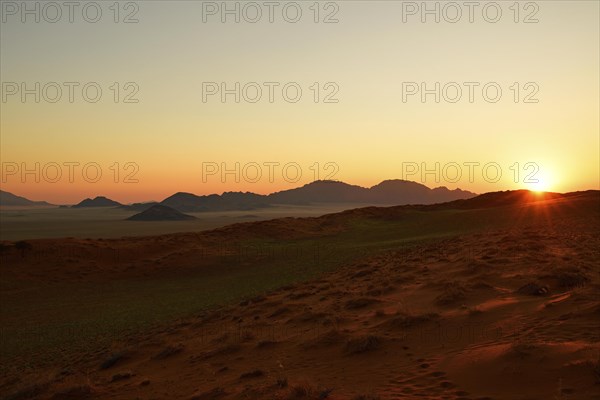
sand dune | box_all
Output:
[1,191,599,399]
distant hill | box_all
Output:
[72,196,122,208]
[126,204,196,221]
[118,202,159,212]
[268,180,475,205]
[0,190,53,206]
[334,190,600,222]
[52,180,478,213]
[424,189,569,210]
[161,191,268,212]
[159,180,476,212]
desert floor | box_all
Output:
[0,203,372,241]
[1,192,599,399]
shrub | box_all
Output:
[344,335,381,354]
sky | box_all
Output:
[1,0,599,204]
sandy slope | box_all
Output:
[1,193,599,400]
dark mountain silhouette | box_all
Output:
[161,191,268,212]
[118,202,159,212]
[267,180,474,205]
[160,180,476,212]
[60,180,476,212]
[72,196,122,208]
[266,180,368,204]
[126,204,196,221]
[0,190,54,206]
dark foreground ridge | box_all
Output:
[1,189,598,399]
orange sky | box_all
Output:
[1,1,598,204]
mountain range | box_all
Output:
[158,180,476,212]
[1,180,477,212]
[0,190,53,206]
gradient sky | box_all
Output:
[1,0,598,204]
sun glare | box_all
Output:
[527,170,554,193]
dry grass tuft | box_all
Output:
[435,283,467,305]
[344,335,381,354]
[153,344,184,360]
[239,369,264,379]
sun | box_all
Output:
[529,179,549,193]
[526,170,554,193]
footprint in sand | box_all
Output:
[383,357,472,399]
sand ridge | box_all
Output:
[1,192,599,399]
